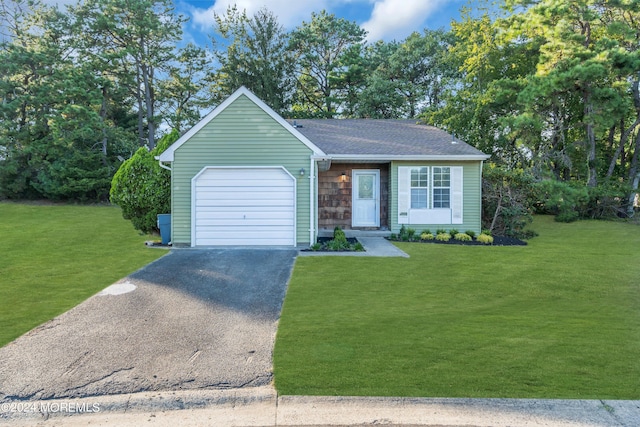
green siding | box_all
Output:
[390,161,483,235]
[171,94,313,246]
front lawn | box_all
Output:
[274,216,640,398]
[0,202,165,347]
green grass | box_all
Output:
[0,202,165,347]
[274,216,640,399]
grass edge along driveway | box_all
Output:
[274,216,640,399]
[0,202,165,347]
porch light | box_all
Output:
[299,168,305,176]
[340,172,347,182]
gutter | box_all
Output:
[311,154,490,162]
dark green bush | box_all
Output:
[110,130,178,233]
[533,180,588,222]
[333,226,348,243]
[533,180,629,222]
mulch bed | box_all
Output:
[316,237,359,244]
[389,235,527,246]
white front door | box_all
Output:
[352,170,380,227]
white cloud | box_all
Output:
[191,0,332,30]
[362,0,447,42]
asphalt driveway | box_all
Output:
[0,248,297,401]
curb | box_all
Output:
[2,388,639,427]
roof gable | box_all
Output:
[158,87,325,162]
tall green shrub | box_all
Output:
[110,131,178,233]
[533,180,588,222]
[533,180,628,222]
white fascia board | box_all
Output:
[315,154,490,161]
[158,86,326,162]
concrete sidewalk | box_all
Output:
[2,387,638,426]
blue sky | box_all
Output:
[176,0,471,45]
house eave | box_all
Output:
[312,154,490,162]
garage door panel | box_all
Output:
[196,178,293,188]
[193,167,296,246]
[196,237,294,246]
[195,205,294,214]
[195,192,295,206]
[195,218,295,227]
[197,227,294,238]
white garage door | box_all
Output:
[192,167,296,246]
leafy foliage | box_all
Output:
[435,232,451,242]
[476,233,494,245]
[2,1,640,215]
[109,131,177,233]
[534,179,629,222]
[210,6,294,114]
[482,165,536,238]
[454,233,472,242]
[289,10,367,117]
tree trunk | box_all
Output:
[136,65,145,147]
[142,62,155,150]
[606,117,640,179]
[584,89,597,187]
[627,130,640,217]
[490,192,503,232]
[96,86,109,166]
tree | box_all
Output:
[72,0,185,150]
[425,9,534,163]
[503,0,640,188]
[210,6,295,114]
[355,40,405,118]
[158,43,211,133]
[289,10,367,117]
[0,1,118,200]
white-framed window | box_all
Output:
[432,167,451,208]
[410,167,428,209]
[398,165,463,225]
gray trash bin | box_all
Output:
[157,214,171,245]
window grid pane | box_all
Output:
[410,167,428,209]
[433,189,450,208]
[411,189,427,209]
[432,167,451,209]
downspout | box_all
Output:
[309,157,316,245]
[158,159,172,171]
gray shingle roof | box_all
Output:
[290,119,487,158]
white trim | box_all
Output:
[324,154,490,161]
[191,166,297,247]
[397,165,464,226]
[309,156,316,245]
[159,87,326,162]
[352,169,380,228]
[397,166,410,224]
[450,166,464,224]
